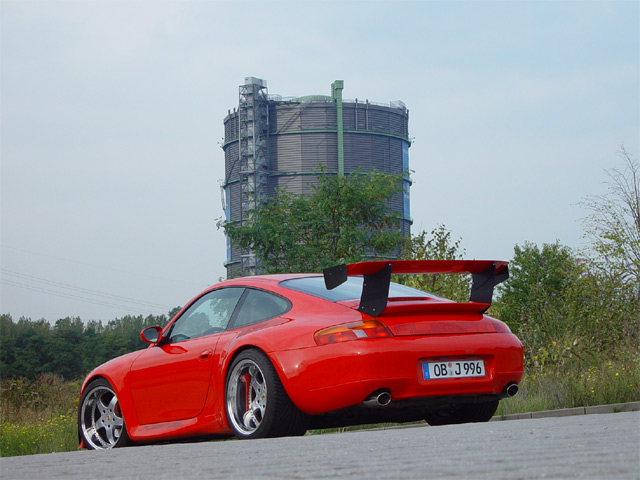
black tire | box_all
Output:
[424,400,499,426]
[225,349,307,439]
[78,378,132,449]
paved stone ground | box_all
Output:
[2,411,638,479]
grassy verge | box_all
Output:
[1,352,638,456]
[0,415,78,456]
[0,374,81,457]
[496,354,639,416]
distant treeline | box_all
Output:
[0,312,178,380]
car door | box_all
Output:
[129,287,244,425]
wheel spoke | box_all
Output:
[98,395,111,411]
[249,387,266,417]
[242,409,258,429]
[85,426,101,447]
[104,423,116,445]
[249,376,264,396]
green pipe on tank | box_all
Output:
[331,80,345,177]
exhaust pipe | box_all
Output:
[363,390,392,407]
[501,382,519,398]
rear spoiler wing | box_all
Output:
[323,260,509,317]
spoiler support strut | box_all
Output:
[323,260,509,317]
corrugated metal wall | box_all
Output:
[222,98,411,273]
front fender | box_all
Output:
[79,350,146,437]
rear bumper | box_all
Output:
[270,333,523,415]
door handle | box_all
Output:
[199,349,213,360]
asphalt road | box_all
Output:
[2,411,638,480]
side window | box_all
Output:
[231,289,291,329]
[169,288,244,342]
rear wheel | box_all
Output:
[225,349,307,439]
[424,400,499,426]
[78,378,131,449]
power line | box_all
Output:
[1,279,166,314]
[0,269,172,314]
[1,245,201,288]
[1,269,172,310]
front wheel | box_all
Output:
[225,349,307,439]
[424,400,499,426]
[78,378,132,449]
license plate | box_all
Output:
[422,359,485,379]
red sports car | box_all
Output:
[78,260,523,449]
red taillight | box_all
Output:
[490,319,512,333]
[314,320,393,346]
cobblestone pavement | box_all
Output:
[2,411,638,479]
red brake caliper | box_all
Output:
[242,373,251,417]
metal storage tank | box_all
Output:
[222,77,412,278]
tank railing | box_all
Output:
[346,98,407,110]
[266,94,407,111]
[268,95,298,102]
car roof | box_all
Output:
[217,273,319,286]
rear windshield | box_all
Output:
[279,276,431,302]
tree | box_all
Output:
[0,309,177,380]
[496,241,580,325]
[580,146,640,286]
[218,170,406,274]
[0,314,17,377]
[397,225,471,302]
[494,242,582,366]
[495,241,639,368]
[46,317,85,380]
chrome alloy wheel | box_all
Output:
[80,384,125,449]
[226,359,268,436]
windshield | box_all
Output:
[280,276,432,302]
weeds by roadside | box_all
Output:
[496,352,639,416]
[0,374,80,456]
[0,415,77,456]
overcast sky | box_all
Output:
[1,0,638,323]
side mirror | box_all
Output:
[140,326,164,344]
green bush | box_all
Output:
[494,242,640,370]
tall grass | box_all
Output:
[497,351,639,416]
[0,415,77,456]
[0,374,80,456]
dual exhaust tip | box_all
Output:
[363,382,519,408]
[502,382,519,398]
[363,389,392,407]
